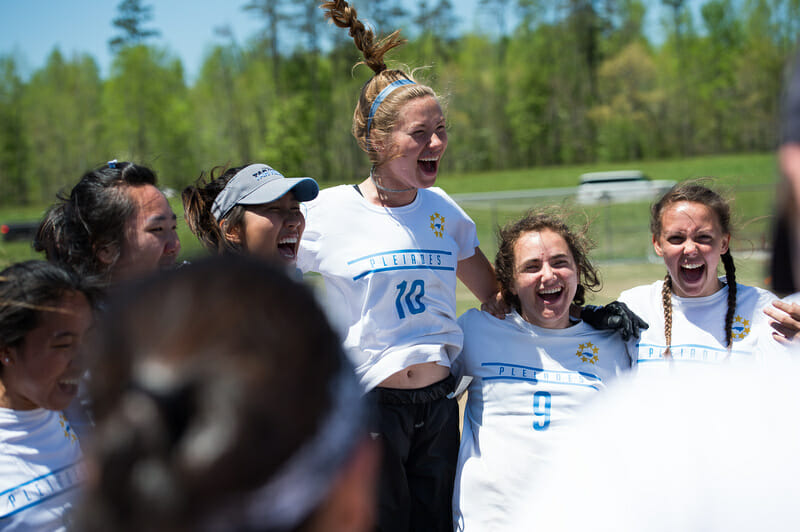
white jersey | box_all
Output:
[451,309,633,532]
[0,408,84,531]
[618,281,776,375]
[298,185,479,391]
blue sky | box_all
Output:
[0,0,491,82]
[1,1,702,83]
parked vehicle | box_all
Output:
[1,221,39,243]
[576,171,676,205]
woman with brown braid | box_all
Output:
[298,2,505,531]
[618,182,777,373]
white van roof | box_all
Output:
[579,170,647,185]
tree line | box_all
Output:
[0,0,798,205]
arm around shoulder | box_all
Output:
[457,248,509,318]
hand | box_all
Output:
[764,299,800,345]
[581,301,649,341]
[481,291,510,319]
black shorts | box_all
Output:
[367,374,459,532]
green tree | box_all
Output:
[243,0,289,89]
[591,41,664,160]
[190,43,254,167]
[694,0,742,152]
[103,45,194,188]
[109,0,161,52]
[21,50,105,201]
[0,55,29,205]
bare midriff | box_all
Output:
[377,361,450,390]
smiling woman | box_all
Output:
[298,3,506,530]
[0,260,97,531]
[618,181,780,372]
[451,212,633,531]
[34,161,181,285]
[182,163,319,266]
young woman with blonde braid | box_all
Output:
[618,182,777,373]
[298,2,506,530]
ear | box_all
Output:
[1,345,16,367]
[96,243,119,266]
[652,234,664,257]
[221,220,243,245]
[720,233,731,255]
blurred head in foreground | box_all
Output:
[78,255,378,532]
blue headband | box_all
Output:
[365,78,416,142]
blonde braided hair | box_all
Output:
[661,274,673,358]
[321,0,437,160]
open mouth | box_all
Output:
[538,286,563,304]
[277,236,298,262]
[57,377,80,396]
[418,157,439,175]
[680,262,705,284]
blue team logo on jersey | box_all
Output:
[575,342,599,364]
[429,212,445,238]
[732,315,751,340]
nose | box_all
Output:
[540,263,557,282]
[165,229,180,256]
[683,239,698,255]
[429,131,445,150]
[285,210,303,228]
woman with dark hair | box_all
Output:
[35,160,180,284]
[182,163,318,265]
[0,261,96,531]
[618,182,777,370]
[76,255,378,532]
[451,212,633,531]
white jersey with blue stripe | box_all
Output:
[0,408,84,531]
[618,280,777,374]
[298,185,479,391]
[451,309,632,531]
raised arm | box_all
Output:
[457,247,509,318]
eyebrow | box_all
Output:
[50,331,77,340]
[146,213,177,223]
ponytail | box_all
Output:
[181,166,247,255]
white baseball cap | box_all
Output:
[211,164,319,221]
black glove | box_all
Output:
[580,301,649,341]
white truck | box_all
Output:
[576,170,676,205]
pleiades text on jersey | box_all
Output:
[637,343,755,364]
[481,362,603,390]
[349,248,454,280]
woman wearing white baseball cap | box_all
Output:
[183,163,318,265]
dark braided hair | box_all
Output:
[720,250,737,348]
[652,182,736,352]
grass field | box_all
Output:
[0,152,781,313]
